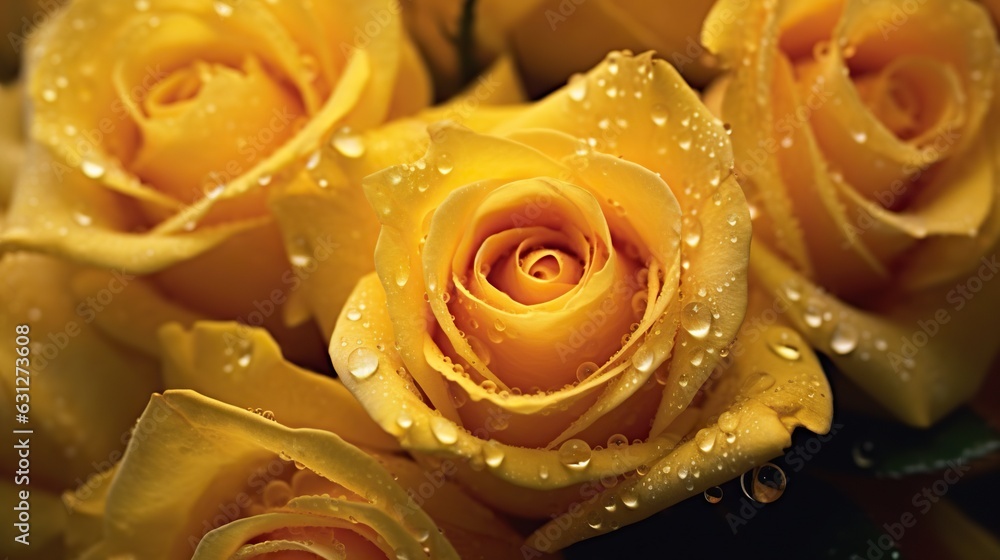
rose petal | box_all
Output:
[71,390,456,559]
[159,321,399,450]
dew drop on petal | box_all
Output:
[767,330,802,361]
[607,433,628,450]
[631,345,655,373]
[331,127,366,158]
[347,347,378,379]
[81,160,105,179]
[621,486,639,509]
[683,216,702,248]
[576,361,599,382]
[803,304,823,328]
[396,411,414,430]
[436,153,454,175]
[430,416,458,445]
[681,302,712,339]
[717,411,738,433]
[567,74,588,102]
[651,104,669,126]
[689,348,705,367]
[558,439,592,470]
[696,428,716,453]
[483,440,505,468]
[830,322,859,355]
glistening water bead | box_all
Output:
[346,347,378,379]
[741,463,787,504]
[681,302,713,339]
[558,439,593,470]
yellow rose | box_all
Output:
[65,390,536,560]
[330,52,832,553]
[404,0,719,97]
[704,0,1000,426]
[1,0,431,364]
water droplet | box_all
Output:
[213,1,233,17]
[852,130,868,143]
[696,428,716,452]
[567,74,588,102]
[803,304,823,328]
[73,212,92,226]
[430,417,458,445]
[467,336,491,366]
[558,439,592,470]
[346,308,362,321]
[347,347,378,379]
[81,160,105,179]
[586,512,603,529]
[483,440,505,468]
[237,353,251,367]
[290,253,313,268]
[651,104,669,126]
[607,433,628,449]
[493,318,506,332]
[621,486,639,509]
[539,465,550,480]
[741,463,786,503]
[683,216,702,247]
[783,281,801,301]
[435,153,454,175]
[576,361,599,382]
[830,322,859,355]
[689,348,705,367]
[396,411,413,430]
[768,331,802,361]
[305,150,321,170]
[718,411,738,433]
[704,486,724,503]
[681,302,712,339]
[852,440,875,468]
[331,127,366,158]
[631,346,655,373]
[42,89,57,102]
